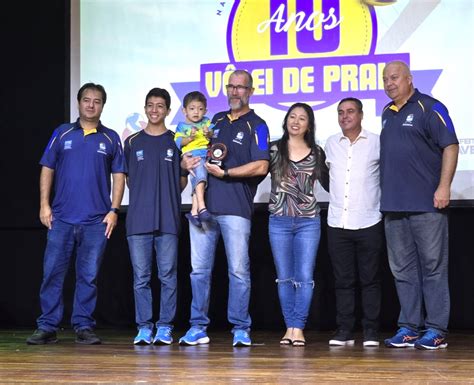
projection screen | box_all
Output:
[71,0,474,206]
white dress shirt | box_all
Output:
[325,129,382,230]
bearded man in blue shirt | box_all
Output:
[180,70,270,347]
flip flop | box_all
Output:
[280,338,292,345]
[198,208,212,222]
[292,339,306,347]
[185,212,202,227]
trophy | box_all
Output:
[208,143,228,168]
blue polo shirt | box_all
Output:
[206,109,270,219]
[124,130,182,236]
[40,119,126,225]
[380,89,458,212]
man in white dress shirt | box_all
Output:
[325,97,383,347]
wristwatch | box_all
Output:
[110,207,120,214]
[223,169,230,179]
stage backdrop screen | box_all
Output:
[71,0,474,205]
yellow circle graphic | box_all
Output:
[230,0,376,61]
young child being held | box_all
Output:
[174,91,213,227]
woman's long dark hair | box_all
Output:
[273,102,326,184]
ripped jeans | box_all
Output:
[269,215,321,329]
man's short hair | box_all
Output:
[77,83,107,104]
[145,88,171,109]
[337,97,363,112]
[231,70,253,88]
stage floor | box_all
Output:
[1,330,473,384]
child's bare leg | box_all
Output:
[190,193,199,215]
[195,181,207,211]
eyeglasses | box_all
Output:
[225,84,250,92]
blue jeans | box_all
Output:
[190,156,208,193]
[188,215,251,331]
[268,215,321,330]
[37,219,107,332]
[384,212,450,336]
[127,232,178,330]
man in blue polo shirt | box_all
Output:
[180,70,270,346]
[380,61,458,350]
[26,83,126,345]
[124,88,187,346]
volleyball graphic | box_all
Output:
[121,112,146,142]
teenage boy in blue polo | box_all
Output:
[180,70,270,347]
[27,83,126,345]
[124,88,187,345]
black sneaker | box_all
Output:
[26,329,58,345]
[75,328,101,345]
[329,330,354,346]
[363,329,380,347]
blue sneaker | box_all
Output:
[384,327,419,348]
[415,330,448,350]
[153,326,173,345]
[134,328,153,345]
[233,330,251,347]
[179,327,210,346]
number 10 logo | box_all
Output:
[257,0,342,56]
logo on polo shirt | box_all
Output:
[97,142,107,155]
[136,150,144,162]
[402,114,414,127]
[233,131,244,145]
[64,140,72,150]
[165,148,174,162]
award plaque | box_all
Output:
[208,143,228,168]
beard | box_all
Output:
[229,99,242,110]
[228,95,249,110]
